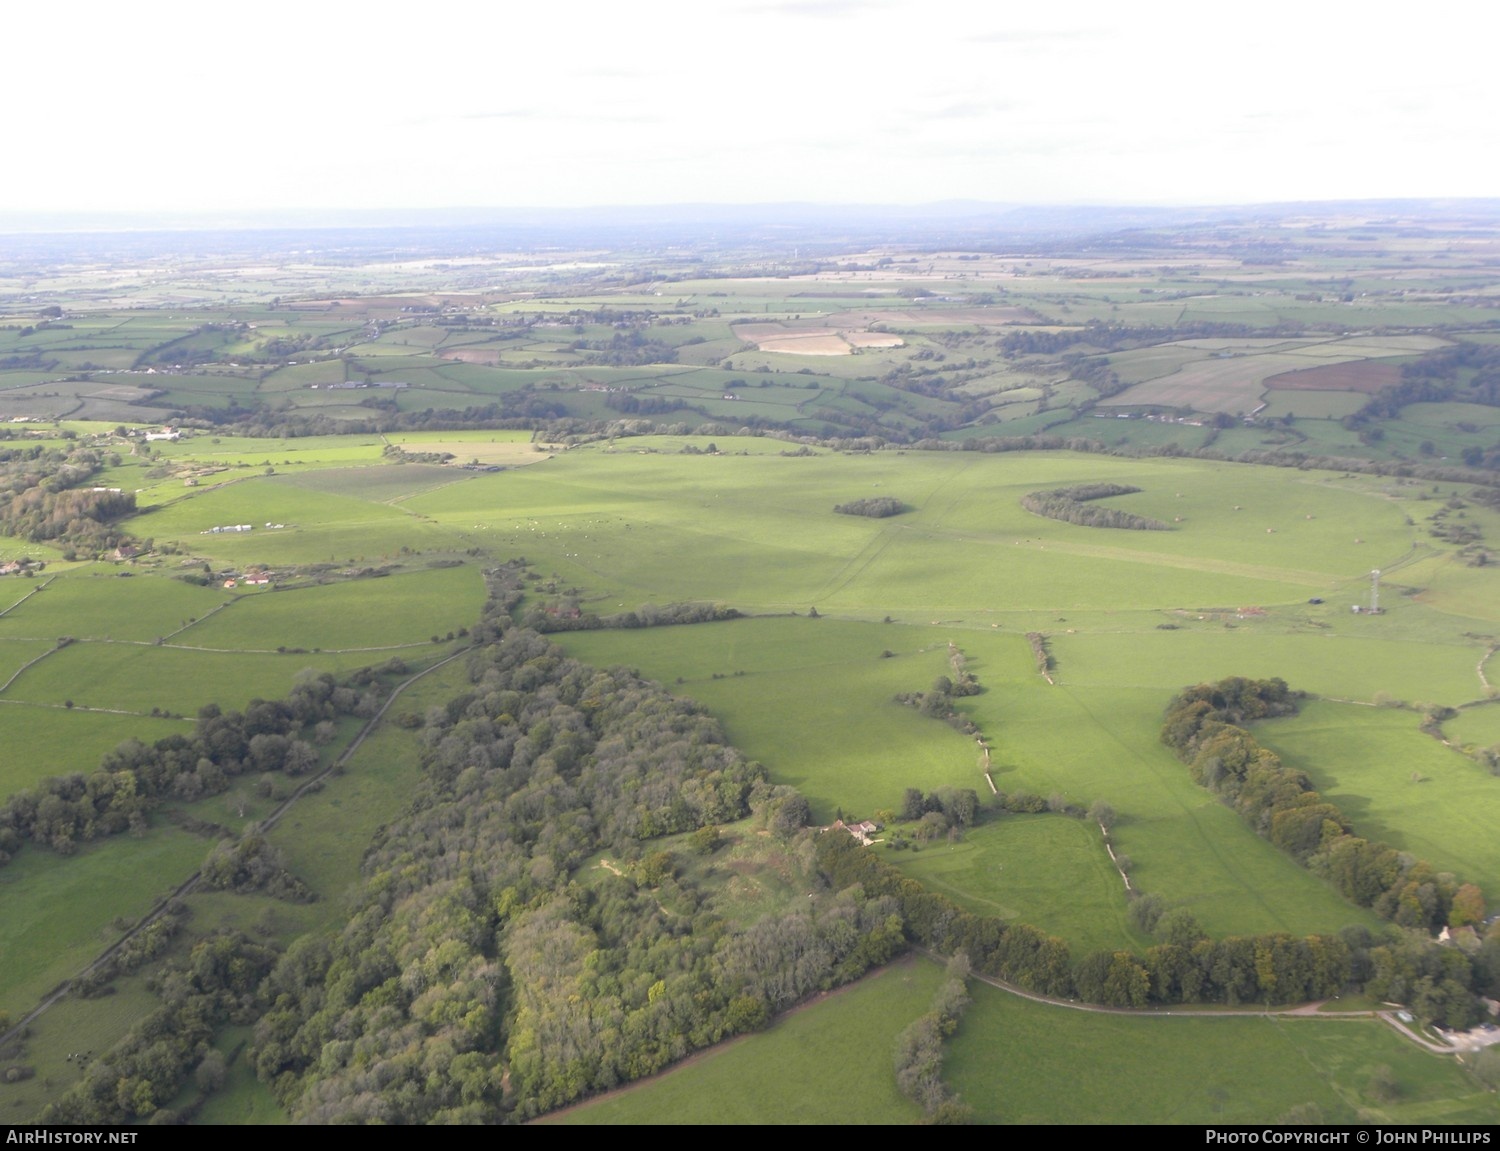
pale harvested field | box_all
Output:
[438,346,506,364]
[1333,334,1450,353]
[731,322,903,356]
[84,385,162,402]
[758,335,852,356]
[419,441,556,466]
[873,307,1032,325]
[732,324,838,343]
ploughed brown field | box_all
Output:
[1264,361,1402,392]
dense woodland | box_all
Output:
[0,444,135,556]
[246,586,888,1121]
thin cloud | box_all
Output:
[921,100,1017,121]
[409,109,661,127]
[577,66,652,79]
[454,109,542,121]
[966,28,1102,44]
[735,0,890,16]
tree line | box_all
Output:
[818,823,1489,1023]
[1161,677,1485,934]
[893,955,973,1123]
[521,597,742,635]
[1020,482,1171,531]
[0,665,392,866]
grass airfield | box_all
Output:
[411,441,1446,619]
[537,439,1499,943]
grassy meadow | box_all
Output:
[0,827,212,1019]
[1261,702,1500,893]
[544,957,939,1125]
[883,814,1149,955]
[946,977,1498,1125]
[548,954,1499,1127]
[409,445,1434,621]
[180,563,484,651]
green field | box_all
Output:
[947,978,1498,1124]
[1448,703,1500,750]
[0,570,230,642]
[884,815,1148,955]
[4,641,368,713]
[1260,701,1500,893]
[137,476,469,564]
[544,953,1500,1126]
[545,958,939,1125]
[409,448,1428,620]
[0,826,211,1017]
[559,618,979,822]
[181,564,483,651]
[0,706,189,792]
[1055,629,1485,709]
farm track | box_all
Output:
[126,638,443,656]
[382,475,476,506]
[0,645,472,1051]
[0,696,190,720]
[929,948,1468,1052]
[812,526,902,604]
[148,471,257,511]
[813,456,978,603]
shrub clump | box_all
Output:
[834,497,906,518]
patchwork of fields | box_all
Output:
[4,213,1500,1124]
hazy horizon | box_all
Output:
[6,1,1493,218]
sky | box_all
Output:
[5,0,1496,217]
